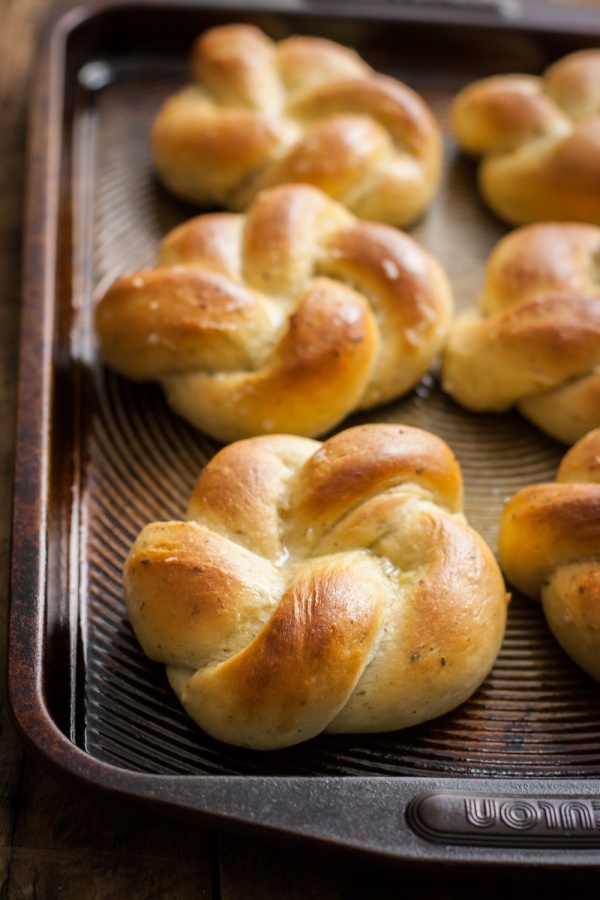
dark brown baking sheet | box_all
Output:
[8,0,600,874]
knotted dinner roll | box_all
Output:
[96,183,453,442]
[124,423,509,750]
[151,23,442,226]
[440,221,600,444]
[451,49,600,225]
[499,427,600,682]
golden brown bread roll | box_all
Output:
[451,49,600,225]
[440,221,600,444]
[124,423,509,750]
[151,23,442,226]
[96,183,453,442]
[498,427,600,682]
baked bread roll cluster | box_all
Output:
[98,26,600,752]
[96,183,453,442]
[499,427,600,683]
[124,424,509,750]
[152,23,442,226]
[451,49,600,225]
[441,221,600,444]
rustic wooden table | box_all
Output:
[2,0,600,896]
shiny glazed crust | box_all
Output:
[124,423,509,750]
[151,23,442,226]
[498,427,600,682]
[95,183,453,442]
[440,221,600,444]
[451,49,600,225]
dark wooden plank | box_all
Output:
[9,766,215,898]
[217,831,600,899]
[0,0,67,866]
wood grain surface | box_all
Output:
[1,0,599,896]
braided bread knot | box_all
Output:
[96,183,453,442]
[451,49,600,225]
[124,424,508,750]
[499,428,600,682]
[151,23,442,226]
[441,222,600,444]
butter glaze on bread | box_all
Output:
[499,427,600,682]
[441,221,600,444]
[124,424,509,750]
[96,183,453,442]
[151,23,442,226]
[451,49,600,225]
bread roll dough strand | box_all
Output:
[480,119,600,226]
[268,34,373,95]
[499,483,600,599]
[318,221,453,407]
[322,500,506,732]
[167,553,386,750]
[125,521,285,669]
[190,23,285,113]
[477,222,600,316]
[258,76,442,225]
[191,26,371,111]
[160,277,379,441]
[239,178,353,297]
[518,367,600,446]
[557,425,600,482]
[186,433,318,561]
[542,564,600,684]
[152,89,292,208]
[442,295,600,411]
[158,213,243,276]
[287,424,463,552]
[544,48,600,122]
[451,75,570,155]
[95,268,281,379]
